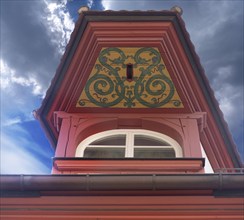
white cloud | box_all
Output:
[88,0,94,8]
[1,0,75,174]
[0,59,45,96]
[213,66,233,88]
[0,59,15,89]
[185,1,243,53]
[2,117,22,127]
[43,0,74,55]
[1,149,46,174]
[215,84,243,130]
[102,0,111,10]
[1,0,75,122]
[0,127,51,174]
[213,66,243,133]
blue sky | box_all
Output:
[1,0,243,174]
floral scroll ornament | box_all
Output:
[82,47,181,108]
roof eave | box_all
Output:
[1,174,243,197]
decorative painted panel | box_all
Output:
[76,47,183,108]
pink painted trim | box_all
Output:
[53,158,204,174]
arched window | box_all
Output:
[75,129,182,158]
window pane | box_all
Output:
[134,135,169,146]
[90,135,126,146]
[134,148,175,158]
[84,147,125,158]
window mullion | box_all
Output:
[125,133,129,157]
[127,132,134,157]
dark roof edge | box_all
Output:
[171,14,243,167]
[1,174,243,193]
[36,13,89,148]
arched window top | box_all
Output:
[75,129,182,158]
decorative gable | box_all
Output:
[76,47,183,108]
[37,11,242,169]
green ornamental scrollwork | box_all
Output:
[84,47,179,108]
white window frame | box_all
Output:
[75,129,183,158]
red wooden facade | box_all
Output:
[1,8,243,220]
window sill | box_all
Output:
[52,158,205,174]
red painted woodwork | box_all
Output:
[1,11,243,220]
[52,112,206,161]
[52,158,204,174]
[1,195,243,219]
[36,13,242,169]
